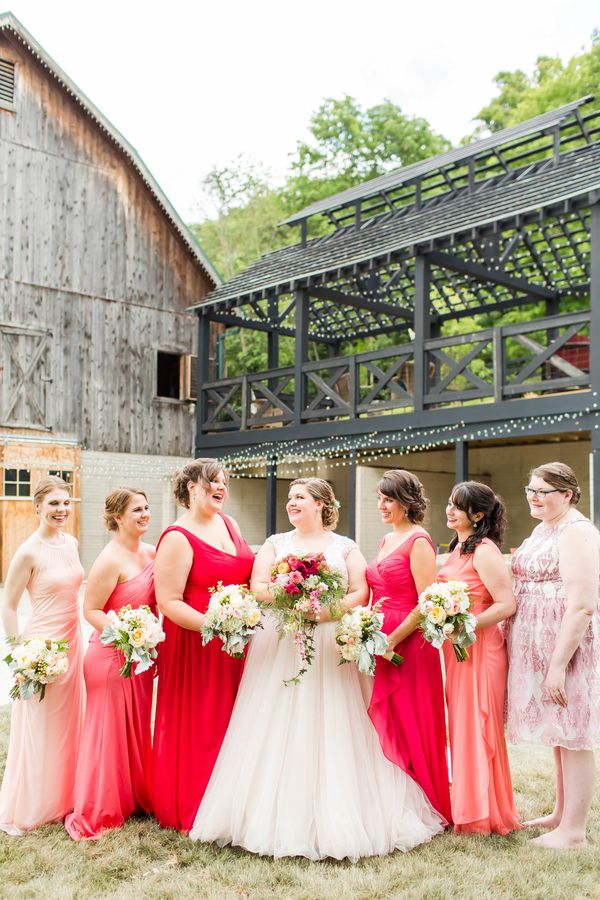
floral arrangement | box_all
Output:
[201,582,262,658]
[335,601,403,675]
[4,635,69,701]
[417,580,477,661]
[100,604,165,677]
[270,552,345,685]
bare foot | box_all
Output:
[523,813,562,829]
[530,829,587,850]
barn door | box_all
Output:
[0,324,52,428]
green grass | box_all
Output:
[0,707,598,899]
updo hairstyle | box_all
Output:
[33,475,71,508]
[377,470,427,523]
[290,477,339,530]
[103,487,148,532]
[529,461,581,505]
[449,481,507,555]
[173,458,228,509]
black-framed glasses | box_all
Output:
[524,486,562,500]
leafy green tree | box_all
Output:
[474,32,600,133]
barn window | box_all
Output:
[49,469,73,484]
[3,468,31,497]
[156,351,182,399]
[0,58,15,110]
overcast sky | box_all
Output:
[6,0,599,221]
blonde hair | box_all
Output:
[33,476,71,507]
[530,461,581,505]
[289,478,339,530]
[173,458,228,508]
[103,487,148,532]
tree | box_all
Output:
[281,95,450,217]
[474,32,600,133]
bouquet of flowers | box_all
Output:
[3,635,69,701]
[417,580,476,661]
[334,600,403,675]
[100,604,165,677]
[201,582,262,658]
[270,552,345,685]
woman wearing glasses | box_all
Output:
[506,462,600,849]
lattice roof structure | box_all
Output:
[192,96,600,343]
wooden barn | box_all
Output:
[193,97,600,561]
[0,13,218,577]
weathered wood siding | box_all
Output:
[0,33,213,455]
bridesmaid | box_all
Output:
[152,458,254,832]
[439,481,520,835]
[366,470,452,823]
[0,476,85,834]
[65,487,156,840]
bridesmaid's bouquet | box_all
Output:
[3,635,69,701]
[202,582,262,658]
[270,552,345,686]
[100,604,165,677]
[335,601,403,675]
[417,580,476,662]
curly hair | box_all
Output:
[448,481,507,555]
[173,458,228,509]
[376,470,428,523]
[102,487,148,532]
[529,461,581,505]
[289,478,339,530]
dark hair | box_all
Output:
[289,478,339,530]
[103,487,148,532]
[529,461,581,505]
[173,458,228,509]
[376,470,427,524]
[448,481,507,555]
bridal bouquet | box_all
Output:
[417,580,476,662]
[3,635,69,701]
[202,582,262,658]
[335,601,403,675]
[270,552,344,685]
[100,604,165,677]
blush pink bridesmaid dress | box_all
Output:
[439,538,521,835]
[0,533,85,834]
[65,562,156,840]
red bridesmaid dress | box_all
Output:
[152,514,254,832]
[366,533,452,823]
[65,561,155,840]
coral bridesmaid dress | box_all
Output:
[439,538,521,835]
[366,533,452,823]
[152,514,254,832]
[0,533,85,834]
[65,562,156,840]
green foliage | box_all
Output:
[474,33,600,133]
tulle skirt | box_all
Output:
[190,614,445,860]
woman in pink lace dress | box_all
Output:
[507,462,600,849]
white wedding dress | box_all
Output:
[189,531,445,860]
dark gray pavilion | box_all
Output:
[192,96,600,535]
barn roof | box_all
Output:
[0,11,220,287]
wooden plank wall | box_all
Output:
[0,33,213,457]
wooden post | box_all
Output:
[267,295,279,371]
[413,254,431,412]
[347,450,357,540]
[294,290,309,427]
[455,439,469,484]
[266,454,278,537]
[195,312,211,451]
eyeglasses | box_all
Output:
[524,486,562,500]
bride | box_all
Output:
[189,477,445,860]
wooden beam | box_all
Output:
[426,250,558,300]
[413,255,431,412]
[455,440,469,483]
[294,290,309,427]
[266,455,278,536]
[308,285,413,322]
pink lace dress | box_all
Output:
[506,515,600,749]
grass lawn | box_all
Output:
[0,707,599,900]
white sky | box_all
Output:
[5,0,599,222]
